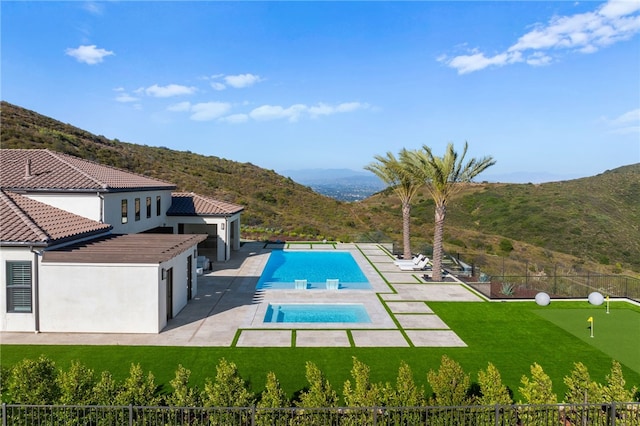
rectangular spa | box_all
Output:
[263,303,372,323]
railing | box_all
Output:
[2,402,639,425]
[465,273,640,303]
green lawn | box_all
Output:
[1,301,639,402]
[534,304,640,373]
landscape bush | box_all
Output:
[2,355,636,408]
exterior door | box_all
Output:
[166,268,173,320]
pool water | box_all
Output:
[264,303,371,323]
[256,251,371,290]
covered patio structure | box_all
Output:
[166,192,244,263]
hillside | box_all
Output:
[1,101,638,276]
[0,101,382,242]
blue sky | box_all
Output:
[2,1,639,182]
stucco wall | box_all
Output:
[0,246,37,332]
[103,190,173,234]
[39,263,160,333]
[24,190,174,235]
[158,249,198,329]
[26,193,101,223]
[2,241,200,334]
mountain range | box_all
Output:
[1,100,638,277]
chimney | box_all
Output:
[25,159,32,179]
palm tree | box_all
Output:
[408,142,495,281]
[365,149,423,260]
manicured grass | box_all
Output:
[534,304,640,373]
[1,301,639,402]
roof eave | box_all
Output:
[0,241,49,247]
[4,186,176,193]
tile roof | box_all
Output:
[42,233,207,264]
[168,192,244,216]
[0,189,112,246]
[0,149,176,192]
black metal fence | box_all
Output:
[2,402,639,425]
[465,273,640,303]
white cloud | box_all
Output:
[190,102,232,121]
[250,104,306,122]
[65,45,114,65]
[167,98,369,123]
[442,0,640,74]
[224,73,263,88]
[167,101,191,112]
[612,108,640,124]
[115,93,139,103]
[219,114,249,124]
[250,102,370,122]
[308,102,370,117]
[145,84,196,98]
[442,51,521,74]
[336,102,369,112]
[211,82,226,91]
[82,2,104,15]
[600,108,640,134]
[525,51,553,66]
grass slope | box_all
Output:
[2,302,639,402]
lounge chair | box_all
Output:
[398,257,431,271]
[326,279,339,290]
[294,279,307,290]
[394,254,425,265]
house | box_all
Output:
[1,149,244,333]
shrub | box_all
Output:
[476,363,512,405]
[202,358,254,407]
[427,355,471,406]
[168,364,200,407]
[8,354,60,404]
[499,239,514,253]
[296,362,338,408]
[57,360,96,405]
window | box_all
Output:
[135,198,141,221]
[121,199,128,224]
[146,197,152,218]
[156,196,161,216]
[6,261,32,313]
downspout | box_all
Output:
[98,192,105,223]
[30,247,40,333]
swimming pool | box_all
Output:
[263,303,371,323]
[256,250,371,290]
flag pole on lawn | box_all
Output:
[606,295,610,314]
[588,316,594,338]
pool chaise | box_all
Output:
[394,253,425,265]
[397,257,431,271]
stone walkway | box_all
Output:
[0,242,483,348]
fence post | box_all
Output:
[129,404,133,426]
[251,405,256,426]
[610,402,616,426]
[2,403,6,426]
[494,404,500,426]
[372,406,377,426]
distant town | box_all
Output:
[280,168,385,202]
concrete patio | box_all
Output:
[0,242,484,348]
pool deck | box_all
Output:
[1,242,483,348]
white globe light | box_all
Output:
[588,292,604,306]
[535,292,550,306]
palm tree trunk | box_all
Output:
[402,202,412,260]
[431,203,446,281]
